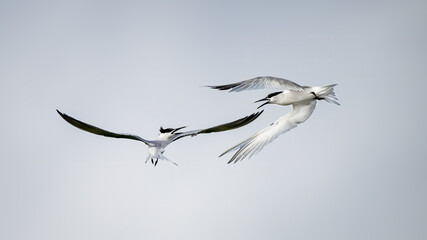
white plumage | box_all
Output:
[209,76,339,163]
[57,109,262,166]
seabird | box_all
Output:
[57,109,263,166]
[208,76,339,163]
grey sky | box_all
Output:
[1,0,426,239]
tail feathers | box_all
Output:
[145,153,178,166]
[317,84,340,105]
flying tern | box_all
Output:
[209,76,339,163]
[57,109,263,166]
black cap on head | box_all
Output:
[267,91,283,98]
[159,127,174,133]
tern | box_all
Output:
[57,109,263,166]
[208,76,339,163]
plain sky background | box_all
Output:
[1,0,426,239]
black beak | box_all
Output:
[172,126,187,133]
[255,98,270,109]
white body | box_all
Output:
[145,133,176,165]
[57,109,262,166]
[273,88,318,105]
[210,76,339,163]
[270,86,339,106]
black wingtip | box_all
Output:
[206,85,220,90]
[56,109,67,119]
[206,83,240,91]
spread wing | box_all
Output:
[56,109,156,146]
[171,110,263,142]
[208,76,303,92]
[221,101,317,163]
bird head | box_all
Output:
[159,127,174,134]
[255,91,282,109]
[159,126,187,134]
[158,126,187,140]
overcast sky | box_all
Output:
[1,0,426,239]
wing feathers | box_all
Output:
[208,76,303,92]
[226,120,298,163]
[197,110,263,134]
[221,101,317,163]
[56,109,154,146]
[171,111,263,142]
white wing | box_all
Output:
[221,100,317,163]
[208,76,304,92]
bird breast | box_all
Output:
[148,147,161,158]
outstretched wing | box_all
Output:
[221,101,317,163]
[171,110,264,142]
[208,76,303,92]
[56,110,156,146]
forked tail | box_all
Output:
[315,84,340,105]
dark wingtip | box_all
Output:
[207,85,224,90]
[56,109,67,119]
[206,83,239,91]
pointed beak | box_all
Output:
[172,126,187,133]
[254,97,267,103]
[255,98,270,109]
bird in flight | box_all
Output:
[208,76,339,163]
[57,109,263,166]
